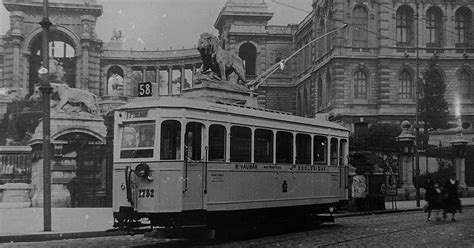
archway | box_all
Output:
[56,132,106,207]
[28,31,77,95]
[239,42,257,76]
[106,66,125,96]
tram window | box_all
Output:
[209,125,226,161]
[313,136,327,164]
[340,139,348,166]
[276,131,293,164]
[296,134,311,164]
[254,129,273,163]
[330,138,338,166]
[185,122,203,160]
[230,126,251,162]
[161,120,181,160]
[120,122,155,158]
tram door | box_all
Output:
[183,122,206,210]
[339,139,348,199]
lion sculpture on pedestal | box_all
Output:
[197,32,246,85]
[30,83,99,116]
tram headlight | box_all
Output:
[135,163,150,179]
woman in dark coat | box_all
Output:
[443,175,461,221]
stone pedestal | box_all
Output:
[0,183,33,208]
[182,81,258,107]
[450,129,468,193]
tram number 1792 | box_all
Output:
[138,188,155,198]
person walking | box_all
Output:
[423,178,437,220]
[442,174,461,221]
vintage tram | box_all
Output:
[112,96,350,232]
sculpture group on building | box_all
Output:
[30,83,99,116]
[195,32,247,86]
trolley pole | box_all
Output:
[39,0,53,232]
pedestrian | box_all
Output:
[442,174,461,221]
[67,177,79,208]
[423,177,437,220]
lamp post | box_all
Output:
[414,0,421,207]
[39,0,52,232]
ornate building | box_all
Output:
[1,0,473,205]
[294,0,474,135]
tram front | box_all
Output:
[112,105,207,231]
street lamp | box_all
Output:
[39,0,53,232]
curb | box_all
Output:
[0,230,128,244]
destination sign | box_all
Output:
[126,110,148,119]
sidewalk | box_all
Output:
[1,197,473,243]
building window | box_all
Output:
[354,70,368,99]
[426,7,443,46]
[353,6,368,47]
[455,7,472,46]
[396,5,414,45]
[239,42,257,76]
[399,70,413,99]
[317,77,323,108]
[326,72,332,104]
[303,87,309,116]
[460,70,472,99]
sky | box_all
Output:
[0,0,313,50]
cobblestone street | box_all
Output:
[2,207,473,247]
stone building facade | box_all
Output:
[1,0,474,204]
[294,0,474,134]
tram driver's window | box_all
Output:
[161,120,181,160]
[120,123,155,158]
[185,122,203,160]
[330,138,338,166]
[209,124,226,161]
[276,131,293,164]
[296,134,311,164]
[230,126,251,162]
[314,136,327,164]
[254,129,273,163]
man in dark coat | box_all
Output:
[442,174,461,221]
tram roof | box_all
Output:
[118,97,349,133]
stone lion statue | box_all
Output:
[197,32,246,85]
[30,83,99,115]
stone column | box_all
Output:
[81,42,90,89]
[396,121,415,191]
[180,65,185,91]
[168,66,173,95]
[450,128,468,192]
[192,64,196,88]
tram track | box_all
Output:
[199,206,474,247]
